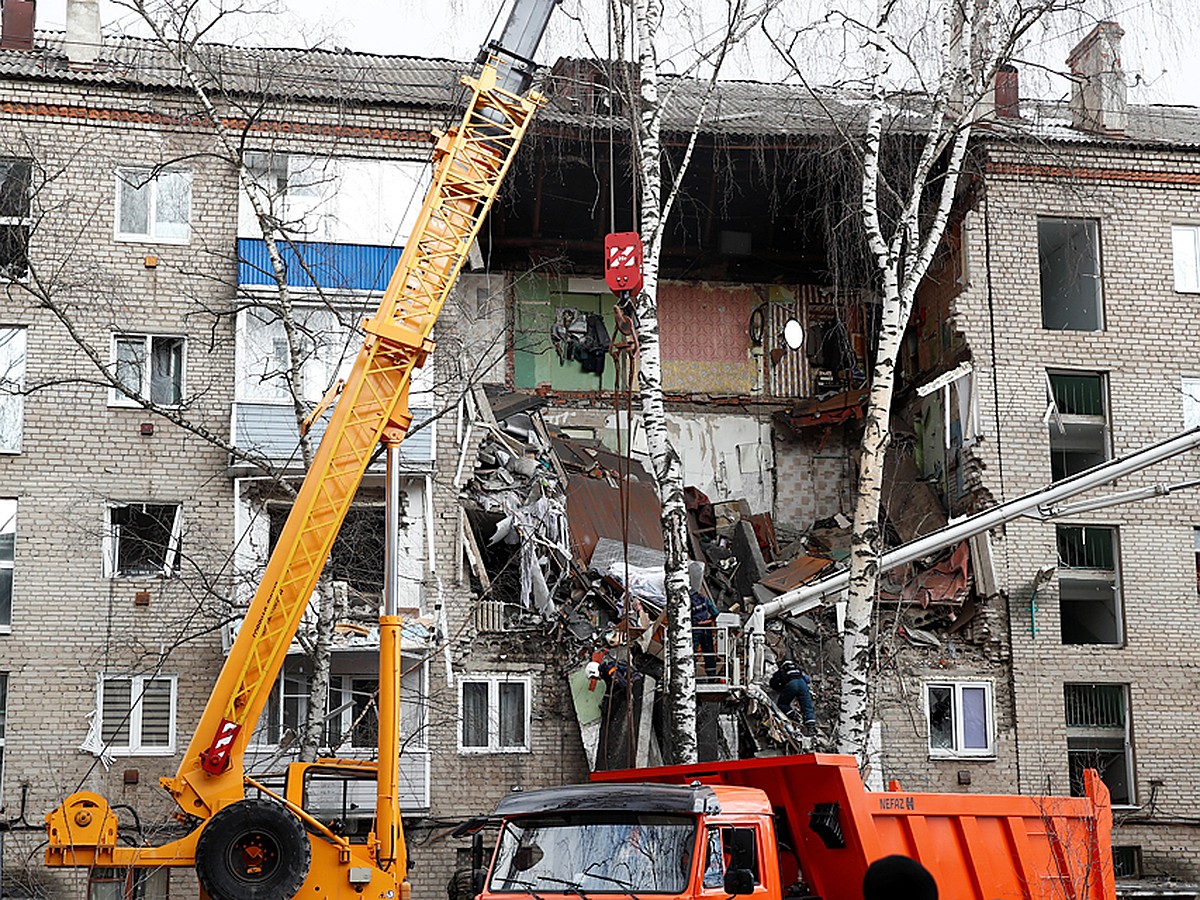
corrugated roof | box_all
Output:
[5,34,1200,145]
[0,31,465,107]
[980,98,1200,148]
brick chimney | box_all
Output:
[0,0,36,51]
[1067,21,1127,134]
[63,0,100,68]
[994,65,1020,119]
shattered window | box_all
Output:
[1064,683,1133,805]
[0,499,13,629]
[268,503,385,598]
[1039,218,1102,330]
[459,676,530,753]
[0,672,6,802]
[1057,526,1121,646]
[106,503,181,578]
[99,674,176,755]
[1047,371,1109,482]
[1194,528,1200,596]
[926,681,993,757]
[115,167,192,243]
[110,334,185,407]
[0,158,30,280]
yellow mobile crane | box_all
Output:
[45,3,556,897]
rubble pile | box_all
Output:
[459,388,997,769]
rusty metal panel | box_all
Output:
[758,554,835,593]
[566,475,663,566]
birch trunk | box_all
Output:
[838,0,976,755]
[633,0,697,765]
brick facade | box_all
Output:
[945,139,1200,879]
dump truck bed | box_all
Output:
[593,753,1115,900]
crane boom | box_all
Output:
[182,64,541,796]
[46,3,553,894]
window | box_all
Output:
[87,868,169,900]
[0,326,26,452]
[1064,683,1133,805]
[99,674,176,754]
[703,826,760,890]
[459,675,529,753]
[105,503,182,578]
[1047,371,1109,481]
[254,655,427,753]
[110,334,185,406]
[1112,846,1142,879]
[0,158,30,280]
[269,504,384,598]
[116,167,191,242]
[1057,525,1121,645]
[0,673,7,799]
[0,499,13,630]
[1183,377,1200,430]
[1194,528,1200,595]
[926,681,994,757]
[1172,225,1200,293]
[1039,217,1102,330]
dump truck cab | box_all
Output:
[482,782,784,900]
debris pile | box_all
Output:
[459,388,991,769]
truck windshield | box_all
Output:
[489,812,697,894]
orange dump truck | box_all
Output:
[476,753,1114,900]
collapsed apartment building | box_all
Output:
[0,0,1199,893]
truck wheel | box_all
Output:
[195,798,311,900]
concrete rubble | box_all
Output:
[458,387,991,770]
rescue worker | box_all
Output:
[769,659,816,732]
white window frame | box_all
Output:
[1183,376,1200,430]
[109,333,186,408]
[0,326,26,453]
[97,674,177,756]
[458,674,531,754]
[251,655,429,753]
[1172,224,1200,294]
[925,680,995,759]
[103,502,183,578]
[114,167,192,244]
[0,498,13,633]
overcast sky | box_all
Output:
[32,0,1200,107]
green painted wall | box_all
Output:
[513,279,619,391]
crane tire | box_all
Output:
[195,798,311,900]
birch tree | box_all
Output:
[768,0,1088,754]
[626,0,777,763]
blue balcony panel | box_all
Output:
[238,238,404,292]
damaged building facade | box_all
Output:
[461,25,1200,890]
[0,2,1199,895]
